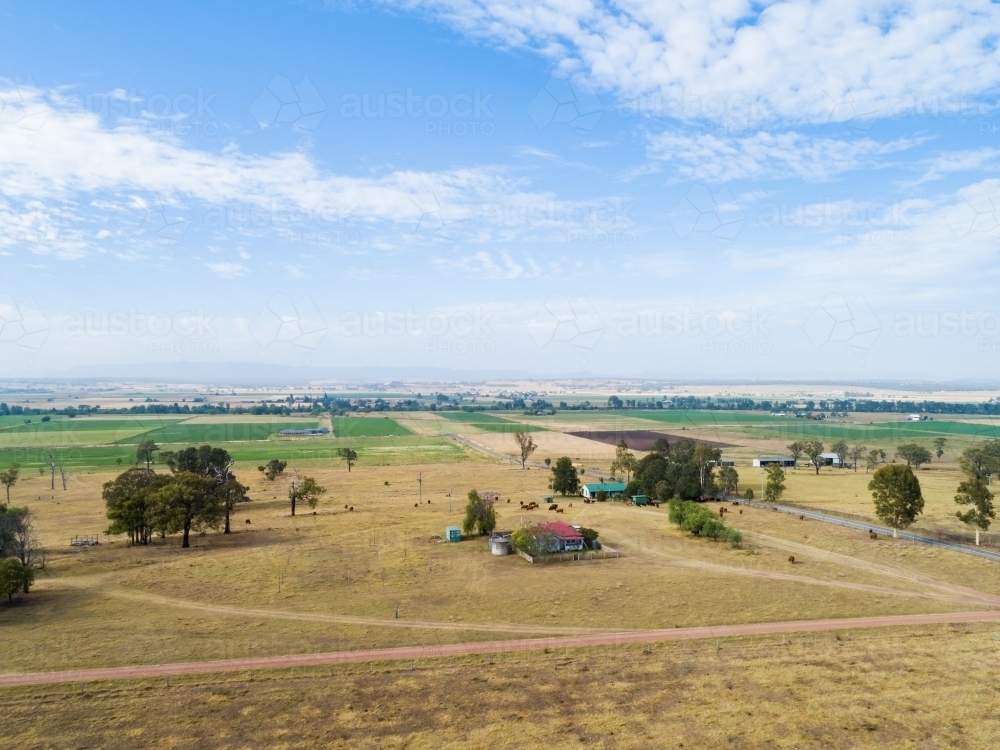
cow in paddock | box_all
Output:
[798,514,805,520]
[719,507,725,517]
[548,504,559,511]
[556,508,565,514]
[869,530,878,539]
[349,506,354,511]
[788,555,795,563]
[738,509,742,514]
[245,519,251,525]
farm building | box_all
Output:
[445,526,461,543]
[752,457,796,467]
[818,452,842,467]
[538,521,585,552]
[279,427,330,436]
[581,482,626,499]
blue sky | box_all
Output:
[2,0,1000,380]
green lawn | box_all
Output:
[331,417,412,438]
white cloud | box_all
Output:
[907,148,1000,186]
[386,0,1000,125]
[0,82,631,258]
[206,262,247,278]
[648,131,923,182]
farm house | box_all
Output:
[580,482,626,499]
[538,521,586,552]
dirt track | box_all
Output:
[4,610,1000,687]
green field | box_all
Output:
[117,420,319,445]
[332,417,412,438]
[437,412,546,433]
[748,419,1000,443]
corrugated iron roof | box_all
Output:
[539,520,584,540]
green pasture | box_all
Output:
[332,417,412,438]
[0,435,471,471]
[436,412,545,433]
[117,420,319,445]
[747,419,1000,444]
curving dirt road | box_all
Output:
[4,610,1000,688]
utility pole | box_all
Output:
[448,488,452,513]
[418,472,422,504]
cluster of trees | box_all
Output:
[668,500,742,547]
[0,489,40,604]
[623,438,726,502]
[104,443,250,547]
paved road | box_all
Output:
[4,611,1000,687]
[742,499,1000,563]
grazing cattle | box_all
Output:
[869,531,878,539]
[798,514,805,520]
[719,507,725,517]
[507,499,511,503]
[568,503,573,507]
[738,509,742,514]
[415,503,419,507]
[349,506,354,511]
[732,501,740,506]
[548,504,558,511]
[345,504,349,509]
[556,508,565,514]
[245,519,251,525]
[788,555,795,563]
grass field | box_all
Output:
[4,442,1000,747]
[118,419,321,445]
[332,416,412,438]
[4,628,999,749]
[436,412,546,433]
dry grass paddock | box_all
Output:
[3,628,999,749]
[4,453,1000,747]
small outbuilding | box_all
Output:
[631,494,650,506]
[445,526,462,543]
